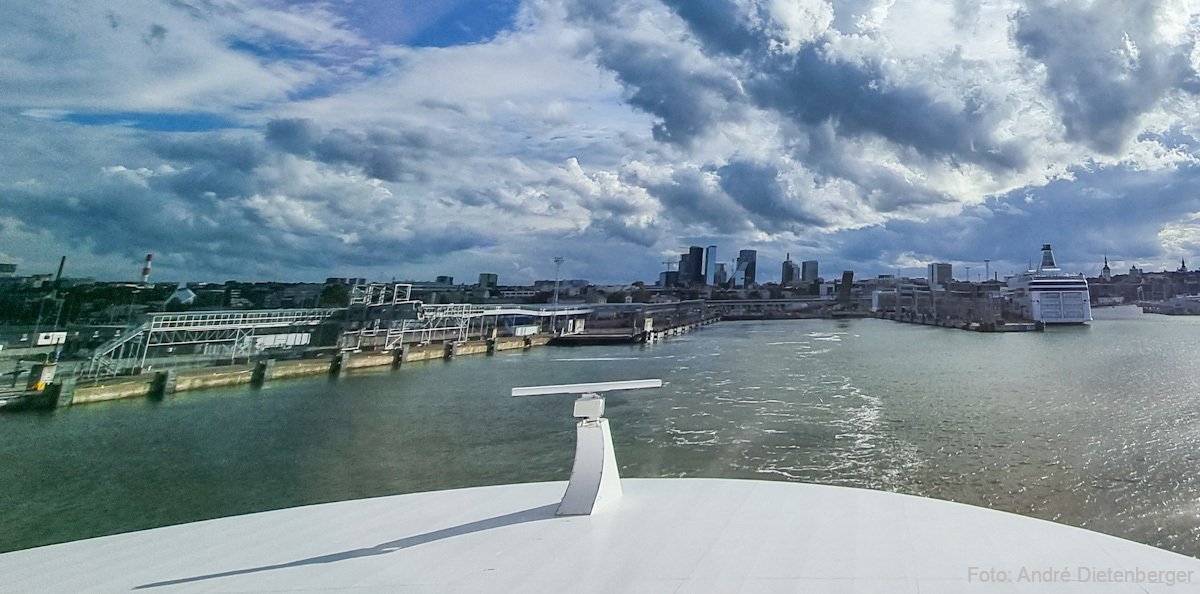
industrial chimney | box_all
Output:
[141,254,153,286]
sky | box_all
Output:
[4,0,1200,285]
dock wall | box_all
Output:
[493,337,526,351]
[451,340,489,357]
[645,315,721,343]
[23,333,561,410]
[402,343,448,363]
[875,311,1041,332]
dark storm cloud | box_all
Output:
[569,0,1025,172]
[830,162,1200,275]
[749,46,1028,172]
[151,134,268,173]
[590,36,744,145]
[717,160,828,230]
[0,172,492,278]
[801,123,961,214]
[658,0,757,56]
[265,118,321,154]
[566,0,746,145]
[638,168,752,234]
[0,120,496,279]
[1012,0,1200,154]
[265,117,434,182]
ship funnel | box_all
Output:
[1039,244,1057,271]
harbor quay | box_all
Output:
[1,282,1072,411]
[0,335,552,411]
[0,292,735,411]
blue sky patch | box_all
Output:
[65,112,239,132]
[335,0,522,47]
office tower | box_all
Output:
[688,246,705,285]
[735,249,757,288]
[781,252,799,286]
[801,260,819,283]
[704,245,717,285]
[927,263,952,288]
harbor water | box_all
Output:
[3,305,1200,557]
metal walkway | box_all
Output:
[84,289,596,377]
[84,308,341,378]
[351,303,595,351]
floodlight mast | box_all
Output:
[512,379,663,515]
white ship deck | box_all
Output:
[4,478,1199,593]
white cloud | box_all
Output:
[6,0,1200,283]
[1158,213,1200,254]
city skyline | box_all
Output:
[5,2,1200,284]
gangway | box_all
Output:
[84,308,341,378]
[358,304,595,352]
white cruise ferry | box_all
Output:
[1006,243,1093,324]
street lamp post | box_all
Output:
[552,257,564,335]
[552,257,564,305]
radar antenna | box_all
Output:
[512,379,663,515]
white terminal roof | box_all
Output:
[4,478,1200,593]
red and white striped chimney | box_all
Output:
[141,254,153,285]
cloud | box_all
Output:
[1012,0,1200,154]
[6,0,1200,285]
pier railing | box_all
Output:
[83,308,342,379]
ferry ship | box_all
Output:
[1006,243,1093,324]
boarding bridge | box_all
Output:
[84,280,596,376]
[84,308,341,378]
[350,303,595,352]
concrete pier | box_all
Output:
[875,311,1041,332]
[493,337,526,352]
[270,359,331,380]
[73,377,155,405]
[343,352,393,371]
[4,332,564,412]
[645,316,721,343]
[402,343,447,363]
[451,340,489,358]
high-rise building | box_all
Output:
[735,249,757,288]
[714,263,728,286]
[0,263,15,278]
[688,246,705,285]
[678,252,692,287]
[704,246,717,285]
[927,263,952,288]
[781,253,799,286]
[801,260,819,283]
[478,273,499,289]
